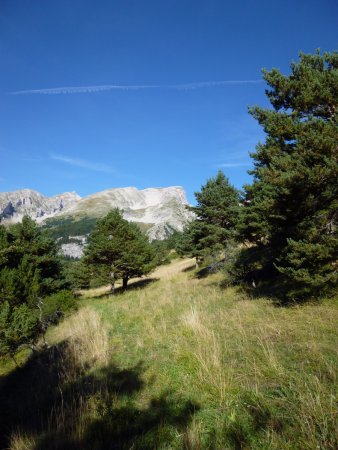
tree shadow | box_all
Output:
[195,259,225,279]
[182,264,196,273]
[0,340,198,450]
[234,277,318,307]
[114,277,160,295]
[89,278,160,299]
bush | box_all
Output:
[0,302,39,359]
[42,290,77,325]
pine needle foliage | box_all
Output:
[238,50,338,300]
[0,217,72,359]
[84,209,155,289]
[177,171,240,263]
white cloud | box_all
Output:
[50,153,117,174]
[10,80,262,95]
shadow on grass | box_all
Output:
[115,278,160,295]
[231,279,317,308]
[195,260,225,279]
[0,340,198,450]
[181,264,197,273]
[89,278,160,299]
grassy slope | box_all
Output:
[2,259,337,449]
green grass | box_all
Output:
[1,259,337,449]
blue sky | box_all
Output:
[0,0,337,203]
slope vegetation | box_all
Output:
[1,259,337,449]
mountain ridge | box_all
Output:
[0,186,193,257]
[0,189,81,223]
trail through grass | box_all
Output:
[1,258,337,449]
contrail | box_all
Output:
[9,80,262,95]
[50,153,117,174]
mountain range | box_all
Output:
[0,187,193,257]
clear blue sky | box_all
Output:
[1,0,337,202]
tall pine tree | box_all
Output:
[239,50,338,300]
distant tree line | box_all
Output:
[42,216,98,244]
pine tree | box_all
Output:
[84,209,155,290]
[177,171,240,264]
[239,50,338,300]
[0,217,65,305]
[0,217,69,358]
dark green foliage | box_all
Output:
[42,216,97,244]
[41,290,77,325]
[0,216,71,358]
[150,240,172,266]
[84,209,155,289]
[192,171,240,233]
[238,50,338,300]
[0,301,39,359]
[0,217,67,305]
[177,171,240,263]
[175,219,210,263]
[42,216,153,253]
[61,258,91,289]
[150,233,181,266]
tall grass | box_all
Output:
[2,258,337,449]
[50,306,110,368]
[6,307,112,450]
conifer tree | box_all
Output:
[84,209,155,290]
[239,50,338,300]
[0,217,65,305]
[177,171,240,264]
[0,217,69,359]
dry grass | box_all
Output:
[49,306,110,368]
[5,307,112,450]
[9,432,37,450]
[72,259,336,448]
[3,258,338,449]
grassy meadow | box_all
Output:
[0,258,337,449]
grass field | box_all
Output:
[1,258,337,449]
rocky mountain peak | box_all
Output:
[0,189,81,223]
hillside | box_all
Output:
[1,259,337,449]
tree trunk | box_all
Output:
[110,270,115,295]
[122,277,128,289]
[110,282,115,295]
